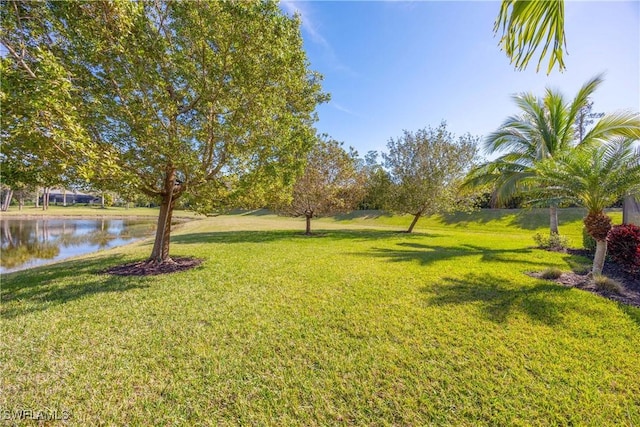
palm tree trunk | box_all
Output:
[549,203,559,234]
[592,239,607,276]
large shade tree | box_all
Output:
[383,123,478,233]
[2,1,327,263]
[533,139,640,275]
[1,1,97,209]
[464,75,640,235]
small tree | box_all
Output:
[383,123,478,233]
[360,151,393,210]
[284,137,364,235]
[534,138,640,275]
[573,100,604,143]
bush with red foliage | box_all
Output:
[607,224,640,273]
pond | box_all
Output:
[0,218,157,274]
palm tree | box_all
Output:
[534,138,640,275]
[465,74,639,235]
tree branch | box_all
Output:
[0,40,37,78]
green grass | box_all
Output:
[0,204,199,218]
[1,209,638,426]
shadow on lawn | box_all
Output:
[331,210,395,221]
[1,255,150,319]
[423,274,574,325]
[436,208,587,230]
[363,241,562,267]
[171,229,438,246]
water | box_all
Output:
[0,218,157,274]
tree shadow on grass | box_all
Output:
[1,255,150,320]
[170,229,438,246]
[423,274,574,325]
[361,241,557,268]
[331,210,395,221]
[620,305,640,329]
[436,208,588,231]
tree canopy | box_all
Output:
[1,0,328,262]
[384,123,478,233]
[0,1,98,207]
[283,137,364,235]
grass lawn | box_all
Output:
[0,204,199,219]
[1,209,638,425]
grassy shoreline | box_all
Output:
[2,209,637,425]
[0,205,200,219]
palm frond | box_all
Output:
[495,0,566,74]
[580,111,640,145]
[534,139,640,213]
[566,73,604,125]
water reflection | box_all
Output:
[1,218,156,273]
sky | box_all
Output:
[280,1,640,159]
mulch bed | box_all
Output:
[104,257,203,276]
[529,249,640,308]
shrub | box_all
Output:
[607,224,640,273]
[533,233,569,251]
[582,227,597,253]
[541,268,562,280]
[592,275,624,295]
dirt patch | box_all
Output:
[104,257,203,276]
[529,250,640,307]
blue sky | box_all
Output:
[280,1,640,159]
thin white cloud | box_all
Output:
[281,1,330,48]
[332,102,363,118]
[280,1,357,76]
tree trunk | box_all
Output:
[149,169,177,263]
[305,214,312,235]
[407,211,422,233]
[42,187,48,210]
[549,203,559,235]
[18,193,24,211]
[101,193,105,209]
[3,219,13,246]
[63,189,67,207]
[35,188,40,208]
[592,239,607,276]
[2,189,13,211]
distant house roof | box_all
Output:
[47,188,96,197]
